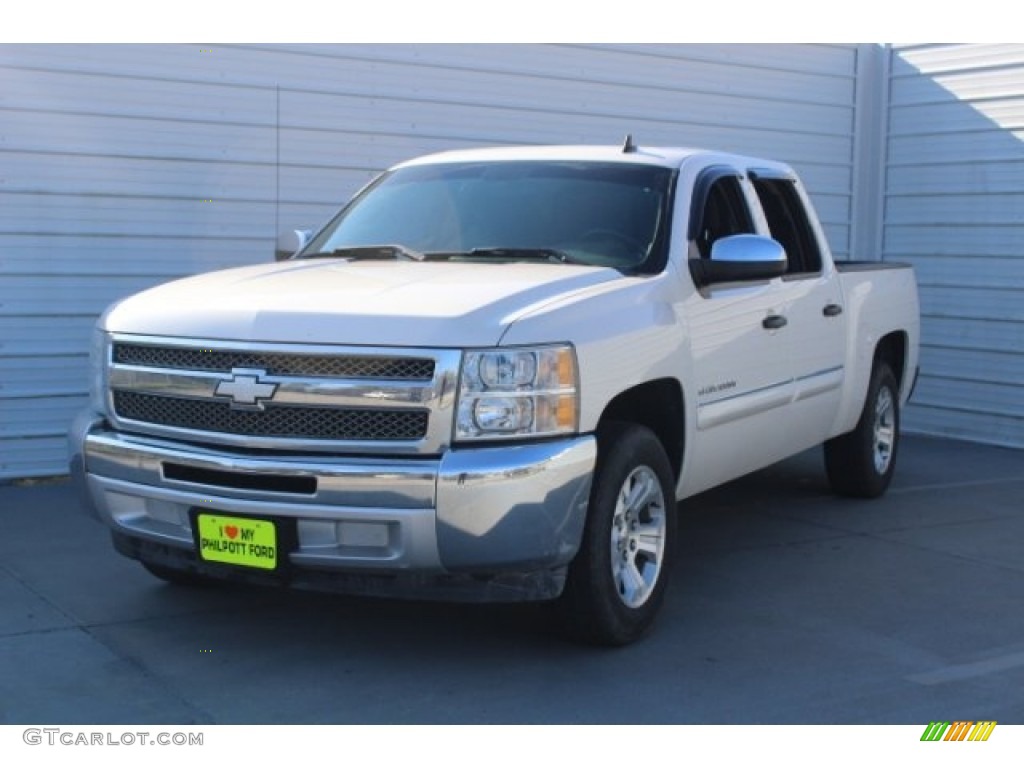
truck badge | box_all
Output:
[214,369,278,409]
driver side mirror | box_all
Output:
[275,229,312,261]
[689,234,787,287]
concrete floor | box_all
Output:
[1,435,1022,724]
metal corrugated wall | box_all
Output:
[886,44,1024,448]
[1,43,861,479]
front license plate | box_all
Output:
[196,513,277,570]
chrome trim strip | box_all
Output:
[107,333,444,360]
[700,376,793,408]
[109,367,225,400]
[84,430,437,509]
[793,365,844,402]
[109,367,440,409]
[795,365,844,382]
[697,378,793,430]
[697,366,845,429]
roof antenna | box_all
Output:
[621,134,637,154]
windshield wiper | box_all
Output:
[302,244,427,262]
[302,245,587,265]
[428,247,585,265]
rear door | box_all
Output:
[749,171,847,448]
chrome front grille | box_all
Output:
[113,392,430,441]
[112,343,435,381]
[105,335,460,454]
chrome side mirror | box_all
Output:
[690,234,787,287]
[275,229,312,261]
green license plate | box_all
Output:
[196,513,278,570]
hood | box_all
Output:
[102,259,622,347]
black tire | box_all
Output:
[824,362,900,498]
[142,561,217,588]
[558,422,677,646]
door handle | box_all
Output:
[823,303,843,317]
[762,314,788,330]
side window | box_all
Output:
[751,177,822,274]
[695,176,754,259]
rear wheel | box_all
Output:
[559,422,677,646]
[825,362,900,498]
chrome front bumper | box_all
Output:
[70,411,596,601]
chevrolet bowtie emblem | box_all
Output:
[215,369,278,409]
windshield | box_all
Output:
[302,161,676,272]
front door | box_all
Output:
[681,168,801,496]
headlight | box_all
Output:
[89,327,110,416]
[456,345,578,441]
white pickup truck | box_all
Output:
[71,142,920,645]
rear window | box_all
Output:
[751,177,822,275]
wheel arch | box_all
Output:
[595,378,685,483]
[874,331,908,395]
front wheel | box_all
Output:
[558,422,677,646]
[825,362,900,498]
